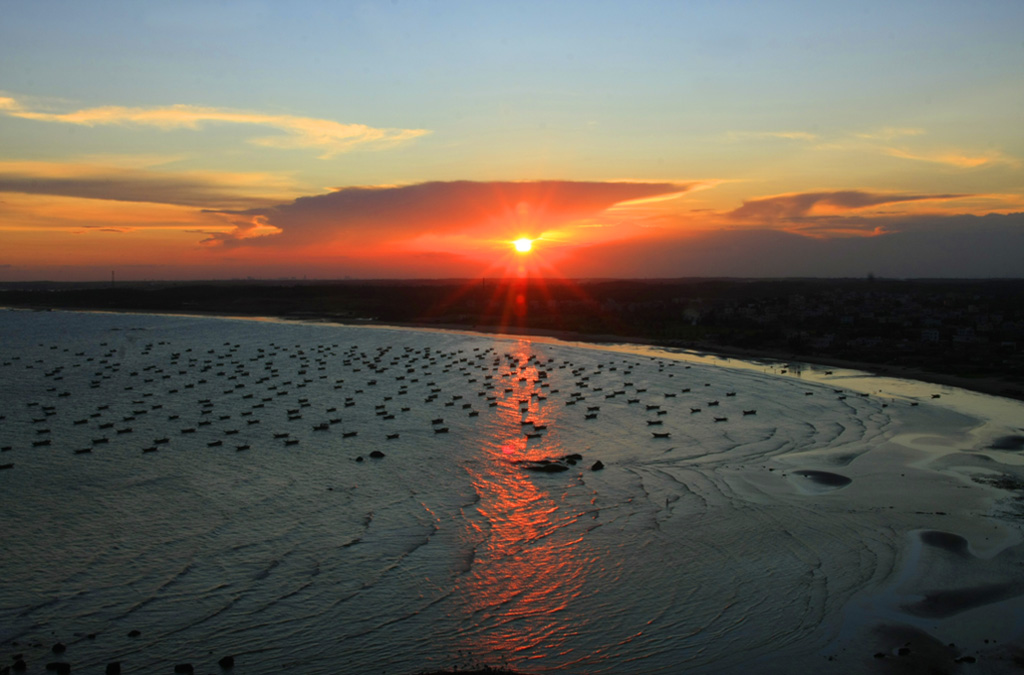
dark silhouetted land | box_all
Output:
[3,277,1023,399]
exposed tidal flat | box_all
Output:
[2,310,1023,674]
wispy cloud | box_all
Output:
[727,124,1019,170]
[727,190,970,224]
[880,147,1021,169]
[726,130,819,142]
[0,160,294,208]
[854,127,925,141]
[0,95,430,158]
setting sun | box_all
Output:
[513,238,533,253]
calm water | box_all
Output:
[1,310,1020,673]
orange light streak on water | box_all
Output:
[451,340,593,666]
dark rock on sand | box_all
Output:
[989,435,1024,451]
[793,470,852,488]
[902,582,1015,618]
[920,530,970,556]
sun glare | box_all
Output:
[513,238,533,253]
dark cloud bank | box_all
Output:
[206,180,688,247]
[566,213,1024,278]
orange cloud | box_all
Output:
[0,95,429,158]
[204,180,692,251]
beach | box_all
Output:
[1,309,1023,673]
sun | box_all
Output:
[513,238,533,253]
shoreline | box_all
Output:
[313,317,1024,403]
[6,304,1023,402]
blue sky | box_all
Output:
[1,0,1022,279]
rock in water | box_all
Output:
[105,663,121,675]
[525,462,568,473]
[218,655,235,669]
[591,460,605,471]
[174,664,194,674]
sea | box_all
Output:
[1,309,1023,674]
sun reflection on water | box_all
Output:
[451,340,593,666]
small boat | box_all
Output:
[742,410,757,415]
[652,432,671,438]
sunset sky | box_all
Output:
[2,0,1022,281]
